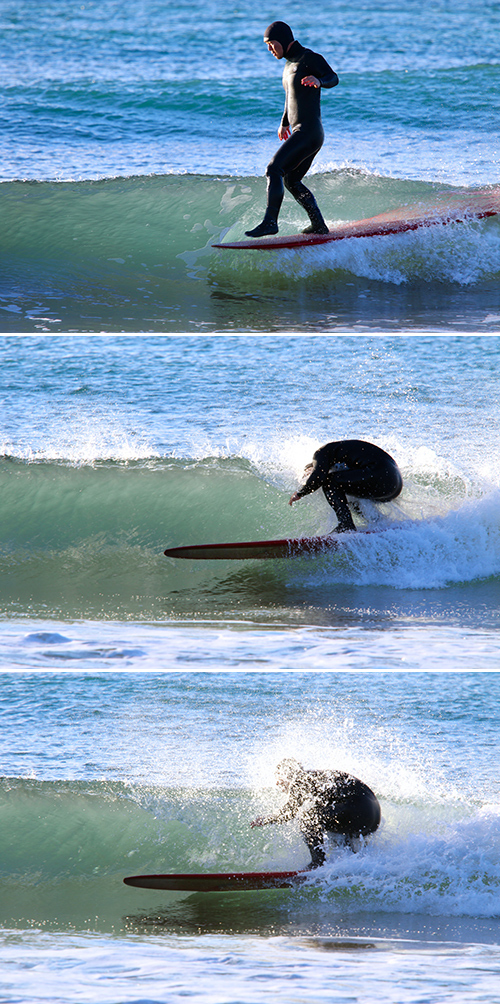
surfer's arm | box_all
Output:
[291,454,331,501]
[279,96,290,139]
[308,54,338,89]
[250,812,290,827]
[250,797,297,827]
[316,68,339,88]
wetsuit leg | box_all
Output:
[298,792,380,867]
[297,805,328,868]
[246,128,325,237]
[284,156,329,234]
[297,782,381,868]
[322,480,357,531]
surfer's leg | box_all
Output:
[322,476,357,532]
[283,129,328,234]
[245,132,323,238]
[297,193,329,235]
[244,171,282,237]
[323,460,403,529]
[306,840,326,868]
[245,144,290,237]
[285,163,329,235]
[298,807,327,868]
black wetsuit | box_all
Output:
[296,439,403,532]
[262,769,381,868]
[247,39,338,235]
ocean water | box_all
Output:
[2,0,500,1001]
[2,0,500,332]
[1,332,500,1003]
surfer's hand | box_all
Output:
[278,125,291,141]
[301,75,320,88]
[289,492,300,505]
[250,818,264,828]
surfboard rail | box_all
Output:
[123,869,308,891]
[213,185,500,251]
[164,535,340,560]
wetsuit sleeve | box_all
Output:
[259,786,303,825]
[259,805,295,825]
[316,61,338,88]
[294,453,333,499]
[309,52,339,88]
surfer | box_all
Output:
[245,21,338,238]
[251,759,381,868]
[289,439,403,532]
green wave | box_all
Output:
[1,454,500,620]
[2,171,500,332]
[0,455,312,619]
[1,777,500,934]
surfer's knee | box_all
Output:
[266,161,284,183]
[284,177,308,199]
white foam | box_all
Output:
[246,219,500,286]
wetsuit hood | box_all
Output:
[275,758,303,787]
[263,20,294,55]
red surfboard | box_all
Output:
[123,870,308,892]
[164,535,340,560]
[213,185,500,251]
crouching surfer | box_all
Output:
[251,758,381,868]
[252,755,381,867]
[289,439,403,532]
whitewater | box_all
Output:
[2,0,500,332]
[2,330,500,1001]
[2,0,500,1001]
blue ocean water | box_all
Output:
[1,0,500,331]
[1,333,500,1002]
[2,0,500,999]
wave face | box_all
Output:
[3,0,500,334]
[2,451,500,622]
[2,666,500,931]
[2,173,500,332]
[2,765,500,931]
